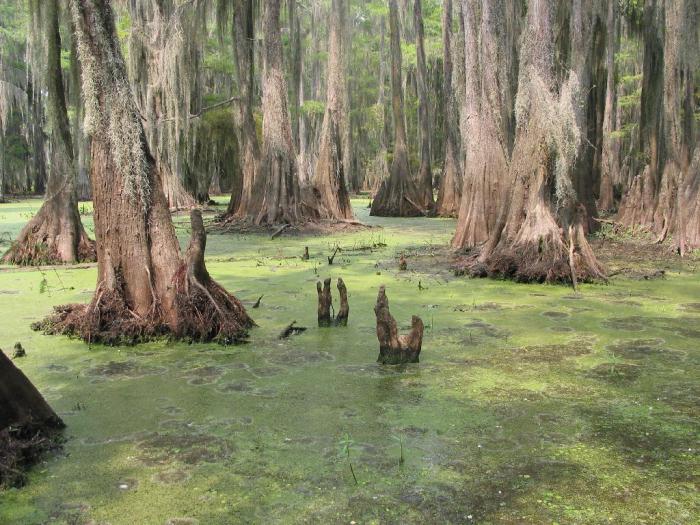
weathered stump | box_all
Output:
[336,278,349,326]
[1,350,65,487]
[374,286,423,364]
[316,277,350,327]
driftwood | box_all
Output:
[279,321,307,339]
[374,286,423,364]
[316,277,350,327]
[1,350,64,487]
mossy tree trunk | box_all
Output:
[41,0,253,345]
[370,0,425,217]
[451,0,515,249]
[4,0,95,265]
[618,0,699,252]
[474,0,605,284]
[239,0,316,225]
[312,0,353,221]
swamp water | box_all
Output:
[0,199,698,524]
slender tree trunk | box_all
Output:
[4,0,95,265]
[226,0,260,218]
[474,0,605,283]
[312,0,353,220]
[370,0,425,217]
[451,0,512,249]
[436,0,461,217]
[41,0,253,345]
[598,0,618,212]
[413,0,434,211]
[288,0,302,152]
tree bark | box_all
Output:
[374,286,423,365]
[473,0,605,284]
[598,0,618,212]
[4,0,95,265]
[239,0,314,225]
[1,349,64,487]
[617,0,699,251]
[435,0,462,217]
[370,0,425,217]
[225,0,260,219]
[451,0,514,249]
[414,0,434,211]
[312,0,354,220]
[39,0,253,345]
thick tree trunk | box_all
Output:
[598,0,618,212]
[370,0,425,217]
[618,0,664,229]
[414,0,434,211]
[4,0,95,265]
[374,286,423,365]
[473,0,605,284]
[312,0,353,220]
[451,0,513,249]
[235,0,314,225]
[435,0,462,217]
[1,350,64,488]
[618,0,698,251]
[39,0,253,345]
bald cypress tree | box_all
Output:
[4,0,94,265]
[41,0,253,344]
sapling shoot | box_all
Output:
[339,433,358,485]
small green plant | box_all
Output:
[392,434,405,466]
[338,433,358,485]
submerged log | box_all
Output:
[374,286,423,364]
[1,350,64,488]
[316,277,350,327]
[279,321,307,339]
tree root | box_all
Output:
[34,211,254,346]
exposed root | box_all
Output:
[0,424,65,489]
[34,211,254,346]
[3,208,96,266]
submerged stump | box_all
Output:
[0,350,65,488]
[374,285,423,364]
[317,277,350,327]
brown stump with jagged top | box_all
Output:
[374,286,423,365]
[316,278,350,327]
[1,350,65,488]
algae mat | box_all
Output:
[0,199,698,524]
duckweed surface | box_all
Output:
[0,198,698,524]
